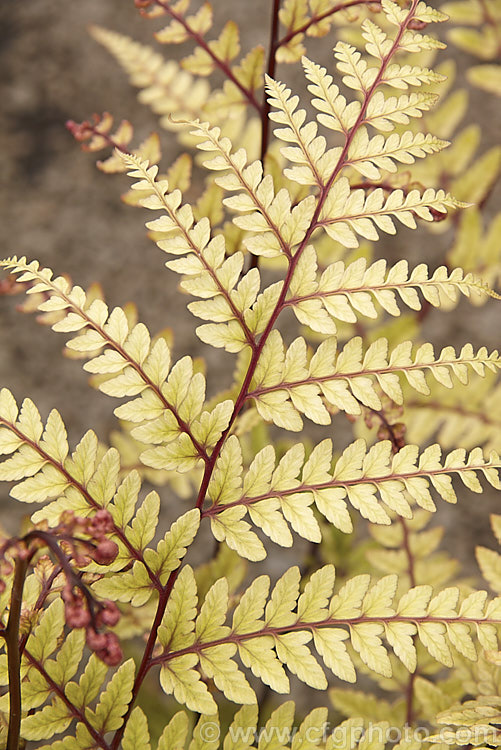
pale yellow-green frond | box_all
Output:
[91,26,211,130]
[152,564,501,703]
[318,180,463,248]
[119,151,258,353]
[266,75,330,187]
[286,252,495,334]
[247,334,501,426]
[188,119,307,259]
[202,436,501,552]
[403,374,501,454]
[0,257,225,470]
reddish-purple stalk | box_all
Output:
[152,0,264,114]
[3,554,111,750]
[2,522,121,746]
[248,0,282,275]
[202,456,495,519]
[5,554,31,750]
[277,0,382,48]
[260,0,281,165]
[149,610,500,667]
[109,562,184,750]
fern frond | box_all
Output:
[319,180,463,248]
[442,0,501,97]
[405,378,501,453]
[152,564,501,711]
[447,209,501,298]
[153,0,263,113]
[286,252,496,333]
[203,437,501,553]
[367,510,460,588]
[92,508,200,604]
[19,638,134,745]
[429,695,501,747]
[119,151,262,353]
[89,26,211,131]
[246,334,501,427]
[188,120,310,259]
[346,129,450,179]
[0,389,172,587]
[266,75,330,187]
[0,258,234,470]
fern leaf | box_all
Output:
[157,711,190,750]
[266,75,328,187]
[21,698,72,742]
[160,653,217,714]
[1,258,234,466]
[158,565,198,651]
[156,3,213,45]
[204,437,501,544]
[86,659,135,733]
[189,119,316,259]
[287,253,495,334]
[122,707,151,750]
[347,129,450,179]
[118,152,258,352]
[247,334,501,425]
[303,55,362,135]
[91,26,211,131]
[155,565,501,694]
[319,180,462,248]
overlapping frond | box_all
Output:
[443,0,501,96]
[246,333,501,428]
[89,26,212,131]
[188,119,314,258]
[0,258,235,471]
[447,209,501,299]
[153,563,501,713]
[403,374,501,453]
[119,151,266,353]
[150,0,265,114]
[367,510,460,588]
[0,389,196,586]
[202,436,501,558]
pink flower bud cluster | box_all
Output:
[58,508,119,567]
[62,584,123,666]
[58,509,123,666]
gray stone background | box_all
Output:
[0,0,500,723]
